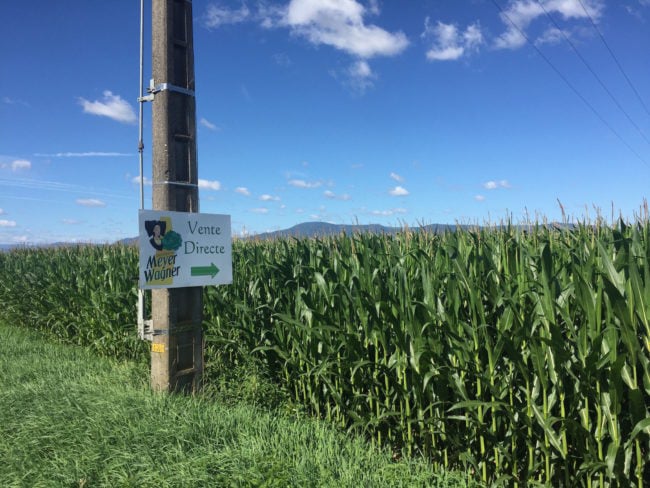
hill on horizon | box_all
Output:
[1,220,574,250]
[248,221,465,240]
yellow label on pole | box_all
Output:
[152,343,165,353]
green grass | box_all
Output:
[0,323,477,488]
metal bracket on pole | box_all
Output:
[138,79,195,102]
[153,180,199,188]
[138,315,154,341]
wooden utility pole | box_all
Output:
[150,0,203,392]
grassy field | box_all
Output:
[0,322,477,487]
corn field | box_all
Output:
[1,221,649,486]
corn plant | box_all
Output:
[202,222,649,486]
[1,219,649,486]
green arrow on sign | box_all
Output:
[191,263,220,278]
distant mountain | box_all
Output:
[246,221,576,240]
[117,237,139,246]
[0,242,96,252]
[248,222,468,240]
[250,222,395,240]
[0,221,576,250]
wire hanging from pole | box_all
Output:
[489,0,650,169]
[534,0,650,147]
[576,0,650,119]
[138,0,145,210]
[137,0,149,341]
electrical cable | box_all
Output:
[535,0,650,147]
[576,0,650,119]
[490,0,649,169]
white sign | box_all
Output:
[138,209,232,289]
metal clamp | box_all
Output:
[138,79,195,102]
[153,180,199,188]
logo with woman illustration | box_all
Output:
[144,218,183,252]
[145,220,165,251]
[143,217,183,286]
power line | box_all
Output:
[489,0,649,169]
[576,0,650,119]
[534,0,650,147]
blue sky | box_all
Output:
[1,0,649,244]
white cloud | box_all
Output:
[423,19,483,61]
[535,26,568,46]
[550,0,603,18]
[0,219,17,227]
[198,179,222,191]
[284,0,409,59]
[3,96,28,106]
[483,180,511,190]
[204,3,251,28]
[240,85,253,102]
[350,59,371,77]
[251,207,269,214]
[346,60,375,92]
[288,178,322,188]
[0,208,4,214]
[323,190,351,200]
[389,185,409,196]
[78,91,137,124]
[475,195,486,202]
[259,3,287,28]
[484,181,498,190]
[464,23,484,47]
[200,117,220,131]
[11,159,31,171]
[273,52,292,66]
[76,198,106,207]
[35,152,132,158]
[494,0,602,50]
[494,28,527,50]
[235,187,251,196]
[370,208,407,216]
[260,194,280,201]
[367,0,380,15]
[202,1,407,94]
[131,175,152,186]
[625,5,644,20]
[390,172,404,182]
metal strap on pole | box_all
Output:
[139,81,195,102]
[153,181,199,188]
[152,82,195,97]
